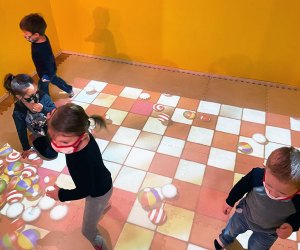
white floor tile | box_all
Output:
[187,126,214,146]
[127,199,157,230]
[238,136,264,158]
[287,232,297,241]
[119,86,143,99]
[143,117,167,135]
[41,153,66,172]
[208,147,236,171]
[71,100,89,110]
[73,89,99,103]
[112,127,141,146]
[220,104,243,119]
[157,136,185,157]
[114,166,146,193]
[242,108,266,124]
[103,160,122,182]
[290,118,300,131]
[124,147,155,171]
[85,80,107,92]
[106,109,128,125]
[157,94,180,107]
[187,244,208,250]
[95,138,109,153]
[140,172,172,190]
[216,116,241,135]
[134,131,162,151]
[266,126,291,145]
[92,93,117,107]
[56,173,75,189]
[175,159,206,185]
[236,230,253,249]
[102,142,131,164]
[171,108,194,125]
[233,173,245,186]
[197,100,221,115]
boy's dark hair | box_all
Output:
[4,73,33,97]
[49,103,106,135]
[20,13,47,35]
[266,146,300,188]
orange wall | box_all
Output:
[0,0,60,96]
[50,0,300,86]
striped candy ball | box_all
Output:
[148,208,167,225]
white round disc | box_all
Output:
[50,205,68,220]
[161,184,177,199]
[252,133,268,144]
[139,93,150,100]
[28,153,38,160]
[22,206,41,222]
[38,196,56,210]
[45,186,55,192]
[44,176,50,184]
[6,202,24,219]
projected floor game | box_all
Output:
[0,78,299,250]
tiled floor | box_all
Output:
[0,54,300,250]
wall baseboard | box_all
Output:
[62,50,299,91]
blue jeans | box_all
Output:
[38,74,72,96]
[219,210,277,250]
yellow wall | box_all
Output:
[50,0,300,86]
[1,0,300,96]
[0,1,60,96]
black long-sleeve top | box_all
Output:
[31,36,57,78]
[58,134,112,202]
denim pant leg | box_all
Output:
[50,75,73,93]
[219,210,249,246]
[82,187,113,249]
[38,78,50,96]
[248,231,277,250]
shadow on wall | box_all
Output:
[86,7,131,62]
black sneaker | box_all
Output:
[214,239,223,250]
[68,90,74,98]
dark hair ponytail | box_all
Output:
[4,74,15,94]
[49,103,106,135]
[3,73,33,97]
[89,115,107,130]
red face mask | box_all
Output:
[51,133,85,154]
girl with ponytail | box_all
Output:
[46,103,112,250]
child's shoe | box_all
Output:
[41,75,50,82]
[214,239,224,250]
[68,90,74,98]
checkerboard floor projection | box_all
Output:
[1,77,300,250]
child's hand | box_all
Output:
[32,103,43,113]
[46,184,60,201]
[21,149,32,158]
[223,202,233,215]
[46,108,56,120]
[276,223,293,239]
